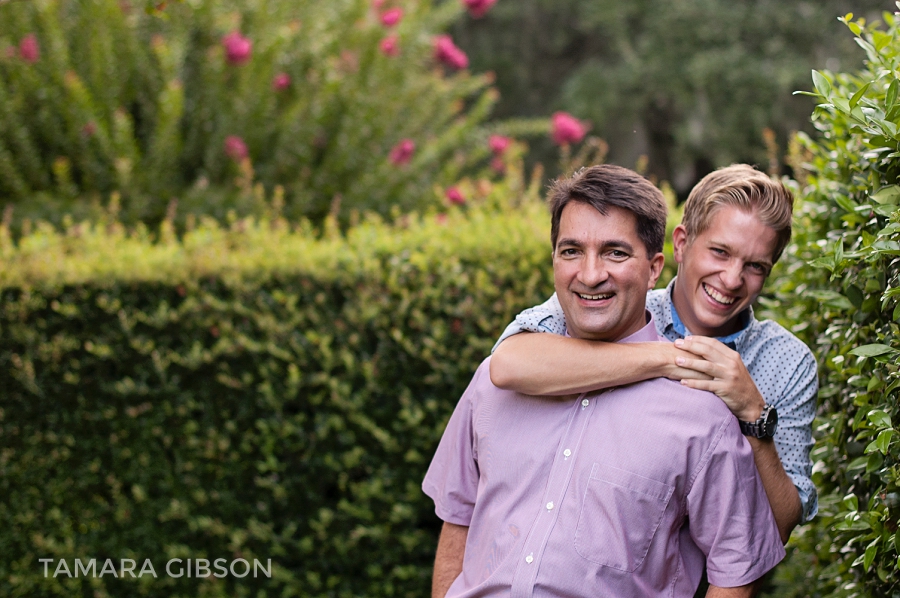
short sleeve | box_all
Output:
[490,293,568,353]
[686,418,786,587]
[422,366,484,526]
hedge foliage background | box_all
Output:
[0,178,556,597]
[762,8,900,597]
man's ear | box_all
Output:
[647,252,665,289]
[672,224,688,264]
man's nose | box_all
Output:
[720,261,744,290]
[579,255,608,287]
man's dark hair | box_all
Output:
[548,164,668,256]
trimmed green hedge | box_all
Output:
[0,188,555,597]
[763,10,900,597]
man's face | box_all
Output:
[671,206,778,337]
[553,202,665,342]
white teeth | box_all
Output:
[578,293,612,300]
[703,283,735,305]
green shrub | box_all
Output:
[0,173,558,597]
[762,8,900,596]
[0,0,546,227]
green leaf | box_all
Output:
[844,493,860,511]
[835,195,859,213]
[850,344,895,357]
[806,290,853,310]
[888,80,900,109]
[812,70,832,98]
[864,539,879,570]
[867,430,894,454]
[870,185,900,204]
[873,204,899,217]
[867,409,892,429]
[850,83,871,109]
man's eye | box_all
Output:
[609,250,629,259]
[711,248,727,256]
[748,262,767,274]
[559,248,578,256]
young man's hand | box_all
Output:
[672,336,766,422]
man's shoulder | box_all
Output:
[746,317,816,364]
[624,376,735,421]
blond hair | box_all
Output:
[682,164,793,263]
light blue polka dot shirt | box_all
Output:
[493,277,819,522]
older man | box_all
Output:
[423,165,784,598]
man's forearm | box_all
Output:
[706,583,757,597]
[748,437,802,543]
[490,333,684,395]
[432,522,468,598]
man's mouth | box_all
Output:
[702,283,736,305]
[577,292,613,301]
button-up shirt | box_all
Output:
[492,278,819,522]
[425,318,785,597]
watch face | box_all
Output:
[764,407,778,437]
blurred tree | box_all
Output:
[452,0,888,194]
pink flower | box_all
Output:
[222,31,252,65]
[372,0,386,9]
[19,34,40,64]
[380,7,403,27]
[445,187,466,205]
[433,35,468,70]
[490,156,506,174]
[389,139,415,165]
[224,135,249,161]
[380,35,399,57]
[272,72,291,91]
[551,111,587,146]
[462,0,497,18]
[488,134,511,155]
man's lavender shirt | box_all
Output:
[423,316,785,597]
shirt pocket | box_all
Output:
[574,462,675,572]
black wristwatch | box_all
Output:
[739,404,778,439]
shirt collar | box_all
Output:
[663,277,753,349]
[565,311,659,344]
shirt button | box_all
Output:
[546,501,554,510]
[563,449,571,457]
[581,398,589,407]
[525,554,534,564]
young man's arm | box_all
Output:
[432,522,468,598]
[491,330,806,542]
[706,584,756,598]
[673,335,803,542]
[490,332,708,395]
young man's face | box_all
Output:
[553,201,665,342]
[671,206,778,337]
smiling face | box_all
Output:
[671,206,778,337]
[553,202,665,342]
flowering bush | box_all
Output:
[0,0,545,227]
[551,111,588,146]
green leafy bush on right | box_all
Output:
[762,7,900,596]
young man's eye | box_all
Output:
[711,248,727,256]
[748,262,768,274]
